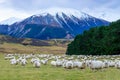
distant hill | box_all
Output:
[0,34,71,47]
[66,20,120,55]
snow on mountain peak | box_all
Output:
[34,8,90,19]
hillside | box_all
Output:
[0,34,71,46]
[0,34,70,54]
[66,20,120,55]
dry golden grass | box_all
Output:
[0,43,66,54]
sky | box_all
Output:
[0,0,120,22]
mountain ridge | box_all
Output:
[0,8,110,40]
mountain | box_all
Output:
[1,8,110,39]
[0,17,22,25]
[0,25,8,34]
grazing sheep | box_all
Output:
[33,61,41,68]
[5,56,14,60]
[103,60,109,68]
[20,58,27,66]
[41,59,48,65]
[31,58,40,64]
[56,60,63,67]
[115,61,120,69]
[65,60,74,69]
[51,61,56,66]
[10,58,18,65]
[62,60,68,68]
[108,61,115,67]
[89,60,103,70]
[76,61,86,69]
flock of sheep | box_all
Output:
[4,54,120,70]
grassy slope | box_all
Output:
[0,34,71,54]
[0,43,66,54]
[0,54,120,80]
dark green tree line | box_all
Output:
[66,20,120,55]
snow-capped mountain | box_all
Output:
[0,17,22,25]
[1,8,110,39]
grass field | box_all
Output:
[0,54,120,80]
[0,41,120,80]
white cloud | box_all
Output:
[0,0,6,3]
[0,8,31,21]
[0,0,120,21]
[82,7,120,22]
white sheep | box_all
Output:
[65,60,74,69]
[10,57,19,65]
[56,60,63,67]
[89,60,103,70]
[41,59,48,65]
[103,60,109,68]
[115,61,120,69]
[20,58,27,66]
[76,61,86,69]
[51,61,56,66]
[108,61,115,67]
[31,58,40,64]
[33,61,41,68]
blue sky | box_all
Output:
[0,0,120,21]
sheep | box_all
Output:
[103,60,109,68]
[108,61,115,67]
[20,58,27,66]
[115,61,120,69]
[5,56,14,60]
[89,60,103,70]
[62,60,68,68]
[56,60,63,67]
[41,59,48,65]
[31,58,40,64]
[10,58,18,65]
[33,61,41,68]
[10,56,19,65]
[51,61,56,66]
[76,61,86,69]
[65,60,74,69]
[73,60,79,68]
[31,58,36,63]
